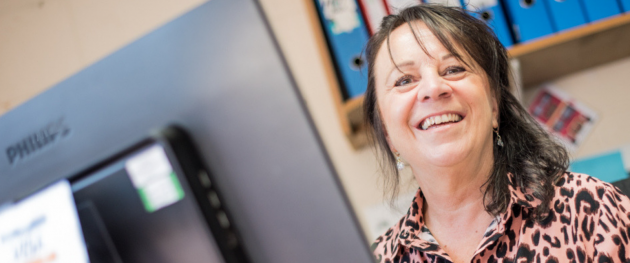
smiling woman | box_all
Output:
[364,4,630,263]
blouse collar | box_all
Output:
[391,173,543,257]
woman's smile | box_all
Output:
[417,112,464,130]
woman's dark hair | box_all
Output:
[363,4,569,220]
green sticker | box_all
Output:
[126,145,186,213]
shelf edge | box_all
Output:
[509,14,630,58]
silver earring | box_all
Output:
[494,128,504,147]
[395,152,404,171]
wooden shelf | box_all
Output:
[510,14,630,87]
[307,0,630,149]
[344,96,368,148]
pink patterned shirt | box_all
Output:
[372,172,630,262]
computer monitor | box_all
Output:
[1,128,247,263]
[0,0,373,262]
[71,127,247,263]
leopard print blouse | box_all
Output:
[371,172,630,262]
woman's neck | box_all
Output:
[421,173,489,225]
[411,151,495,224]
[413,160,496,263]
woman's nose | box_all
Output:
[417,73,452,102]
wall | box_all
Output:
[1,0,629,240]
[522,57,630,159]
[0,0,207,112]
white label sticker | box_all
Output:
[424,0,462,7]
[361,0,388,34]
[0,181,89,263]
[319,0,361,34]
[387,0,422,14]
[126,145,184,213]
[465,0,498,11]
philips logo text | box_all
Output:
[6,119,71,165]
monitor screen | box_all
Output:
[2,129,247,263]
[71,140,228,263]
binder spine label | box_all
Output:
[320,0,363,34]
[466,0,498,11]
[423,0,463,7]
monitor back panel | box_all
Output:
[0,0,373,262]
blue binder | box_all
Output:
[463,0,514,47]
[544,0,587,31]
[580,0,621,22]
[503,0,555,43]
[621,0,630,12]
[315,0,370,99]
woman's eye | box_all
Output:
[444,66,465,75]
[394,75,414,86]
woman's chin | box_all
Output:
[416,145,472,169]
[425,155,465,168]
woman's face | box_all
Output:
[374,21,498,172]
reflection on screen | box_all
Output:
[0,180,89,263]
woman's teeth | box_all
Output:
[421,113,462,130]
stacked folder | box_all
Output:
[581,0,621,22]
[357,0,389,35]
[463,0,514,47]
[544,0,587,32]
[315,0,371,99]
[502,0,555,43]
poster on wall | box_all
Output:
[528,85,598,152]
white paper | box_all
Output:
[126,145,184,212]
[424,0,462,7]
[0,181,89,263]
[509,58,524,103]
[386,0,422,14]
[360,0,389,34]
[320,0,362,34]
[126,145,173,189]
[465,0,498,11]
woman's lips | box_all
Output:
[419,113,464,130]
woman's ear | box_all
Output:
[387,138,398,154]
[492,94,499,129]
[382,123,398,153]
